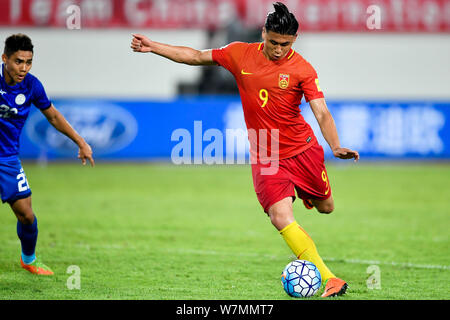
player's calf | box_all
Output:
[10,197,35,224]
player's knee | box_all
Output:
[269,212,291,230]
[316,202,334,214]
[269,213,282,228]
[268,197,295,230]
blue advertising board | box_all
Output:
[20,97,450,162]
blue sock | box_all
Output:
[17,215,38,264]
[21,252,36,264]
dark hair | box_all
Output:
[264,2,299,35]
[4,34,34,57]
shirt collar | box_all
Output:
[258,43,295,64]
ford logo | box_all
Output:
[25,102,138,155]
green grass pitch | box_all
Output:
[0,162,449,300]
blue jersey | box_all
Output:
[0,63,51,158]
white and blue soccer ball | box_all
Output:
[281,260,322,298]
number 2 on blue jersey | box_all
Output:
[17,168,30,192]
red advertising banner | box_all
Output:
[0,0,449,32]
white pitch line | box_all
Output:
[167,247,450,271]
[12,241,446,271]
[322,257,450,270]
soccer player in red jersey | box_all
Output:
[131,2,359,297]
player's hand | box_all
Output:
[78,142,95,167]
[131,34,153,53]
[333,147,360,162]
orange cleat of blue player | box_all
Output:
[20,257,54,275]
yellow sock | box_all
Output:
[280,221,335,282]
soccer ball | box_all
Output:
[281,259,322,298]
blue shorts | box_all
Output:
[0,156,32,204]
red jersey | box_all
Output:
[212,42,324,161]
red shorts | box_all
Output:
[251,143,332,213]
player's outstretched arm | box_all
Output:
[40,105,95,167]
[309,98,359,162]
[130,34,216,66]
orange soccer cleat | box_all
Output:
[20,257,54,275]
[321,278,348,298]
[303,198,314,210]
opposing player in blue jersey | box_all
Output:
[0,34,94,275]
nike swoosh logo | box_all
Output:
[241,69,253,75]
[322,286,336,297]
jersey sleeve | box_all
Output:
[300,63,325,102]
[212,42,248,75]
[31,77,52,110]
